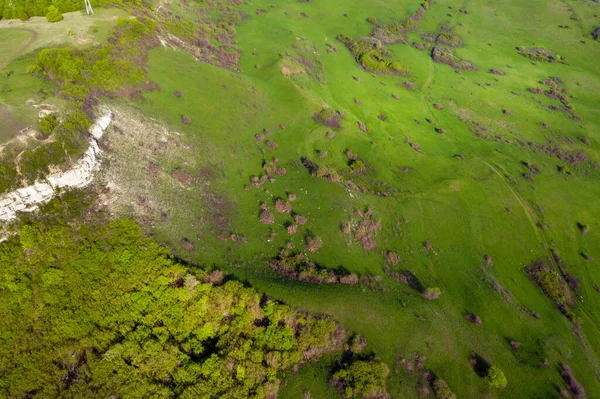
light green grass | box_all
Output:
[0,28,33,70]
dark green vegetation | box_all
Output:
[331,359,389,398]
[0,211,346,398]
[0,0,600,397]
[0,0,108,20]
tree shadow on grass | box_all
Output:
[470,352,491,378]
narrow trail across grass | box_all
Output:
[0,28,37,71]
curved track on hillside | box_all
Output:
[0,28,37,71]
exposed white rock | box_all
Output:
[0,111,113,221]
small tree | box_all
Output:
[432,379,456,399]
[423,287,441,300]
[39,114,59,136]
[486,366,507,388]
[331,360,389,398]
[17,7,29,21]
[46,6,63,23]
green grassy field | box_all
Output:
[0,0,599,396]
[124,0,600,396]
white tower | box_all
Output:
[84,0,94,15]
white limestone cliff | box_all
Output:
[0,112,113,221]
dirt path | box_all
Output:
[0,28,37,71]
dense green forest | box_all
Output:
[0,0,110,20]
[0,211,347,397]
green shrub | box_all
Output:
[0,160,17,194]
[19,141,67,183]
[486,366,508,388]
[39,114,59,135]
[527,261,573,307]
[350,160,367,174]
[45,5,63,22]
[17,7,28,20]
[423,287,441,300]
[432,379,456,399]
[332,360,389,398]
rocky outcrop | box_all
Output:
[0,112,112,221]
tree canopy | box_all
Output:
[0,216,345,397]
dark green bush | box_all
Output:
[527,261,573,307]
[0,160,17,194]
[331,359,389,398]
[45,5,62,22]
[39,114,59,135]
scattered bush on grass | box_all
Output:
[341,207,381,251]
[423,287,441,300]
[384,267,424,293]
[405,137,422,153]
[465,313,482,326]
[412,42,431,50]
[432,379,456,399]
[274,199,292,214]
[314,108,343,129]
[259,203,275,225]
[483,255,494,267]
[517,47,567,64]
[350,160,367,175]
[576,222,590,235]
[337,35,411,75]
[270,250,358,285]
[431,46,478,70]
[527,260,575,314]
[349,335,367,353]
[486,366,508,388]
[561,364,585,399]
[528,76,579,120]
[489,69,506,76]
[593,27,600,41]
[294,214,307,225]
[384,251,401,265]
[435,32,464,47]
[305,236,323,253]
[330,359,390,399]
